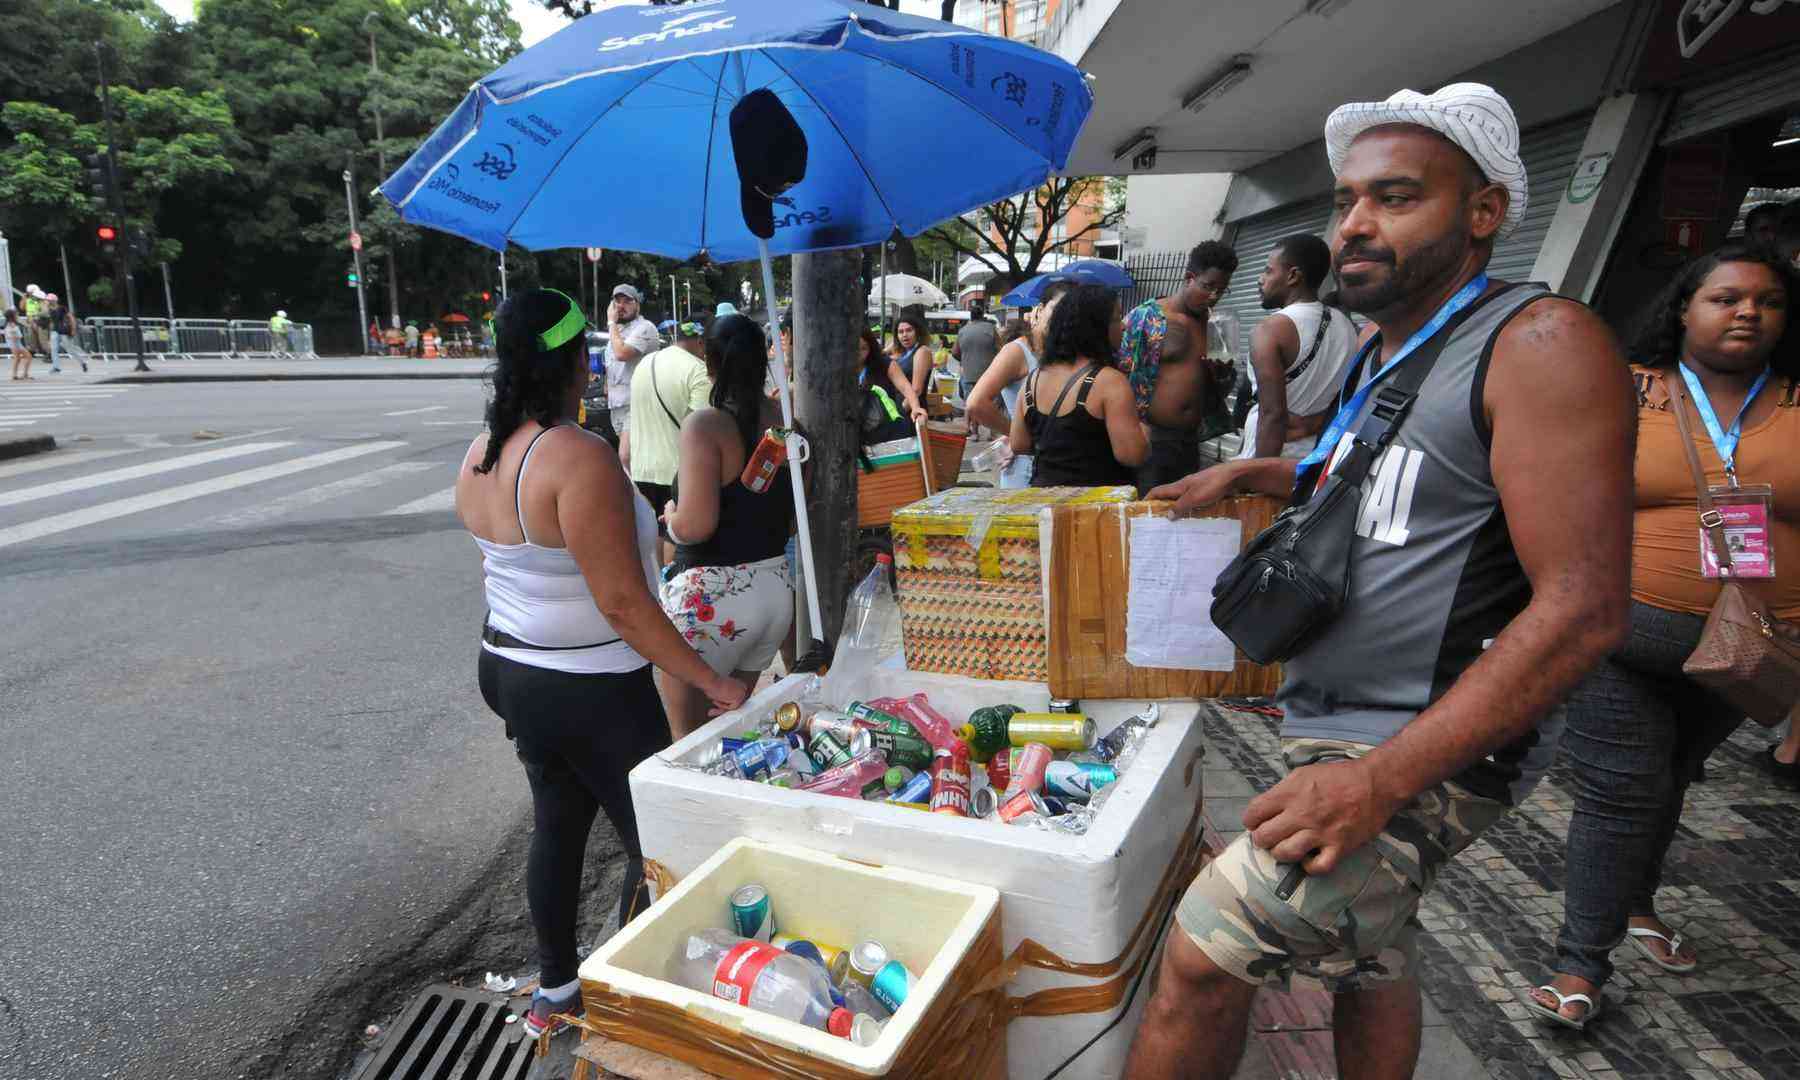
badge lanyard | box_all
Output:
[1294,272,1489,482]
[1678,362,1771,488]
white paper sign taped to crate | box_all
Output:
[1125,515,1240,671]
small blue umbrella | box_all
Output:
[1001,260,1134,308]
[379,0,1092,639]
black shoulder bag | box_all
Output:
[1284,308,1333,382]
[1209,288,1511,664]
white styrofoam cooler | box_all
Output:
[579,837,1001,1076]
[630,663,1204,1080]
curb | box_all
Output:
[95,372,488,385]
[0,434,55,462]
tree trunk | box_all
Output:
[791,249,864,647]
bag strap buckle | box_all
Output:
[1699,509,1726,529]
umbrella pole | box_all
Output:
[759,238,826,641]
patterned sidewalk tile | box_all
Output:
[1199,702,1800,1080]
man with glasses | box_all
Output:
[624,320,712,567]
[1118,239,1239,492]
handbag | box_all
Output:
[1210,284,1524,664]
[1666,370,1800,726]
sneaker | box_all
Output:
[520,989,583,1040]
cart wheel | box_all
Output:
[854,532,895,590]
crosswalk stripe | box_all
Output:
[384,486,457,515]
[0,412,62,419]
[210,461,436,528]
[384,405,448,417]
[0,448,132,481]
[0,388,129,396]
[0,421,39,428]
[0,441,406,549]
[0,441,291,510]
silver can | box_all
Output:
[846,939,889,990]
[849,1013,883,1047]
[729,884,777,941]
[845,727,874,759]
[970,784,998,818]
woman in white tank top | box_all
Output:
[456,288,745,1040]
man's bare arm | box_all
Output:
[1244,299,1635,874]
[1249,315,1298,457]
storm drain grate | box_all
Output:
[352,983,535,1080]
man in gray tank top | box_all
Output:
[1126,84,1636,1079]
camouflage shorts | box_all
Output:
[1177,738,1508,992]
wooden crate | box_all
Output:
[924,425,966,490]
[1045,497,1284,700]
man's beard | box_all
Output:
[1334,230,1468,316]
[1258,286,1282,311]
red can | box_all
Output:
[984,747,1016,791]
[740,428,791,494]
[1001,742,1053,799]
[929,742,972,817]
[996,789,1049,823]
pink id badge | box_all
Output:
[1700,483,1775,579]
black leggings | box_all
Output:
[477,649,672,988]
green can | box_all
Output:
[867,728,933,770]
[883,765,915,792]
[807,730,854,771]
[729,883,777,941]
[845,700,909,733]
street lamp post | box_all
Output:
[363,13,400,329]
[94,40,148,373]
[669,274,677,324]
[343,164,370,355]
[684,280,692,321]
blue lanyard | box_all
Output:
[1296,273,1489,473]
[1678,363,1770,483]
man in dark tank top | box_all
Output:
[1127,84,1637,1079]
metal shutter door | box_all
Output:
[1216,196,1335,357]
[1662,46,1800,146]
[1488,113,1594,285]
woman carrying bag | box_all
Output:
[1532,244,1800,1029]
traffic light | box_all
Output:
[481,291,492,302]
[82,153,111,202]
[96,223,117,259]
[129,230,151,259]
[347,269,360,288]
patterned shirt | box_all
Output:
[1116,299,1168,419]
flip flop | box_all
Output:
[1627,926,1698,973]
[1526,985,1603,1031]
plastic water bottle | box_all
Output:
[673,929,850,1032]
[845,555,904,656]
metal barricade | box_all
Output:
[230,319,276,357]
[172,318,234,358]
[86,316,173,362]
[290,322,317,358]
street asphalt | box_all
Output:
[0,371,629,1080]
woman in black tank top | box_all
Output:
[1011,284,1148,487]
[661,314,796,736]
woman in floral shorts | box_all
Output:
[659,314,795,737]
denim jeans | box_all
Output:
[1552,599,1744,985]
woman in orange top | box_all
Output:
[1533,245,1800,1029]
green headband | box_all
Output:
[537,289,587,352]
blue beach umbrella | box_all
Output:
[1001,260,1133,308]
[379,0,1092,639]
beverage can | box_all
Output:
[985,747,1022,791]
[740,427,791,494]
[970,784,998,818]
[806,731,854,771]
[886,770,933,804]
[783,938,826,970]
[997,789,1050,824]
[867,727,933,770]
[870,959,915,1013]
[804,710,859,744]
[1075,760,1119,789]
[929,743,972,816]
[1047,698,1081,714]
[1006,713,1096,751]
[890,800,931,811]
[772,933,850,985]
[846,940,889,990]
[850,1013,883,1047]
[772,701,802,733]
[883,765,914,792]
[1042,760,1097,801]
[729,884,777,941]
[1002,742,1054,798]
[844,700,909,732]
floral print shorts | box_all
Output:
[660,554,795,677]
